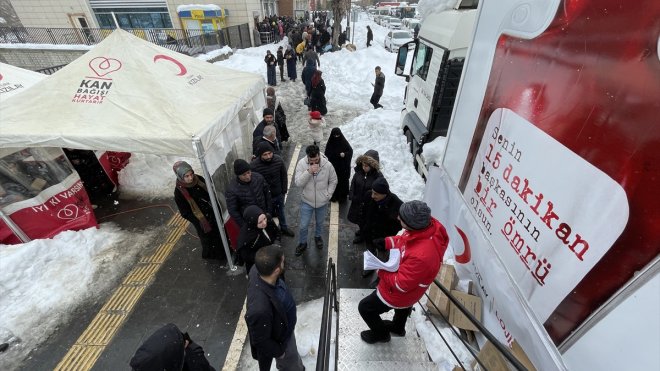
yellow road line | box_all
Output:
[54,214,187,371]
[222,144,302,371]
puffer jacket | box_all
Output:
[377,218,449,308]
[294,153,337,208]
[225,171,272,227]
[347,150,382,224]
[250,154,287,197]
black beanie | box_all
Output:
[399,200,432,230]
[263,107,274,117]
[256,142,273,157]
[233,159,251,176]
[371,177,389,195]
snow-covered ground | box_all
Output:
[0,8,474,371]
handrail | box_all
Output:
[316,258,338,371]
[430,278,529,370]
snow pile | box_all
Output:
[118,153,200,200]
[196,45,233,62]
[0,224,158,370]
[417,0,459,20]
[177,4,222,12]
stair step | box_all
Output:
[338,289,431,363]
[337,360,438,370]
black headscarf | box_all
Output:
[236,205,280,251]
[324,127,353,177]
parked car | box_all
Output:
[389,18,402,29]
[384,30,413,52]
[380,16,392,27]
[402,18,421,31]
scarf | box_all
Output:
[176,175,213,233]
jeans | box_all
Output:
[273,193,288,229]
[358,290,412,337]
[298,201,327,244]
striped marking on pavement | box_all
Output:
[222,143,302,371]
[54,214,188,371]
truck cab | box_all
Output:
[395,1,478,175]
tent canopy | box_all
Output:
[0,62,46,99]
[0,30,265,157]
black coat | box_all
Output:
[301,60,317,96]
[347,150,382,225]
[362,192,403,241]
[246,266,290,371]
[324,128,353,201]
[174,176,224,259]
[252,136,281,157]
[253,120,282,143]
[225,172,272,227]
[284,49,297,80]
[237,205,280,275]
[276,50,284,66]
[250,154,288,197]
[309,78,327,115]
[373,72,385,95]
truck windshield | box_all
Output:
[412,42,433,80]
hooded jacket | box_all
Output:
[347,150,383,224]
[294,153,338,208]
[377,218,449,308]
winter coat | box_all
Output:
[303,49,320,67]
[237,206,280,275]
[367,27,373,42]
[174,175,223,259]
[250,154,287,197]
[225,171,272,227]
[266,92,290,142]
[129,323,216,371]
[294,153,338,208]
[347,150,382,225]
[253,120,282,143]
[284,49,297,80]
[309,77,327,115]
[362,192,403,241]
[252,136,281,157]
[276,49,284,66]
[296,40,306,54]
[324,127,353,201]
[301,59,317,96]
[308,116,325,144]
[374,71,385,95]
[246,266,291,371]
[377,218,449,308]
[264,53,276,67]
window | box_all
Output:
[412,42,433,80]
[94,8,173,29]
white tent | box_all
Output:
[0,30,266,267]
[0,62,46,99]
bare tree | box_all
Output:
[330,0,350,47]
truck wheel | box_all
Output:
[404,129,414,155]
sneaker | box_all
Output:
[281,227,295,237]
[295,243,307,256]
[360,330,391,344]
[315,236,323,249]
[383,320,406,337]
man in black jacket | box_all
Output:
[246,245,304,371]
[370,66,385,109]
[252,125,281,157]
[226,159,272,227]
[251,143,295,237]
[253,108,282,145]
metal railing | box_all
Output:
[316,258,339,371]
[422,279,529,370]
[0,24,252,53]
[35,64,67,75]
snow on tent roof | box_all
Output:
[0,29,265,158]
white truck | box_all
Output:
[399,0,659,369]
[395,0,478,176]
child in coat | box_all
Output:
[308,110,325,146]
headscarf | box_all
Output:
[173,162,212,233]
[324,127,353,177]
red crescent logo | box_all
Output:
[153,54,187,76]
[0,73,3,81]
[454,226,472,264]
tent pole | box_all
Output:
[192,138,237,271]
[0,209,31,243]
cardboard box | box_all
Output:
[426,264,458,317]
[510,340,537,371]
[448,290,482,331]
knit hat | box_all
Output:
[172,161,193,181]
[310,111,322,120]
[399,200,432,230]
[371,177,390,195]
[233,159,251,176]
[256,142,273,157]
[263,107,274,117]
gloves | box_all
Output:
[372,238,385,251]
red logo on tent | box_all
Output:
[0,73,3,81]
[88,57,123,78]
[454,226,472,264]
[153,55,188,76]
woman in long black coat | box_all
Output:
[236,205,280,275]
[324,128,353,202]
[309,70,328,115]
[347,150,382,241]
[284,45,297,82]
[173,161,224,260]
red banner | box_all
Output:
[0,174,98,244]
[96,151,131,186]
